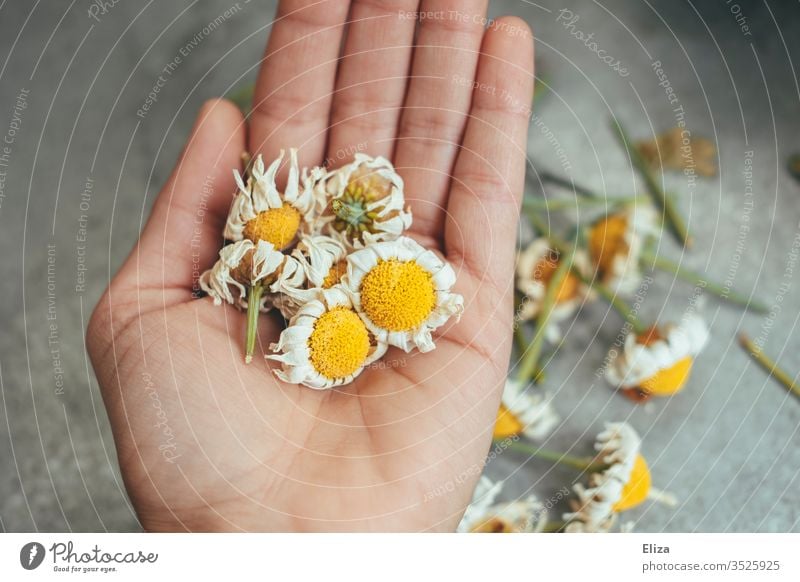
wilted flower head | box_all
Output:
[516,238,592,341]
[318,153,412,247]
[493,379,560,441]
[268,287,387,389]
[588,206,658,295]
[458,477,547,533]
[272,234,349,319]
[564,423,674,533]
[606,314,710,397]
[199,239,299,310]
[344,236,463,353]
[225,149,322,250]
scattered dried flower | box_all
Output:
[493,379,560,441]
[605,315,710,397]
[588,206,658,294]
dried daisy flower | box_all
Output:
[564,423,675,533]
[587,206,657,295]
[225,149,321,250]
[605,314,710,397]
[199,239,302,362]
[516,238,592,341]
[199,239,295,309]
[458,476,504,532]
[319,153,412,247]
[345,236,463,353]
[459,478,548,533]
[268,287,387,389]
[272,234,349,319]
[493,379,560,441]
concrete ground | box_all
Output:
[0,0,798,532]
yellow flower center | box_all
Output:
[492,404,524,439]
[613,454,652,512]
[322,260,348,289]
[307,307,371,380]
[359,259,436,331]
[243,203,301,250]
[589,214,629,275]
[533,256,580,303]
[639,357,694,396]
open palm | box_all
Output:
[88,0,534,531]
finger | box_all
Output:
[393,0,488,240]
[249,0,350,167]
[114,99,246,298]
[445,17,534,287]
[325,0,418,164]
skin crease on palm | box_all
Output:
[86,0,534,532]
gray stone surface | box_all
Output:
[0,0,797,532]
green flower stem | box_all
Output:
[536,170,602,199]
[739,334,800,399]
[640,248,769,314]
[514,245,574,384]
[498,439,606,473]
[513,323,546,384]
[522,195,646,212]
[245,283,264,364]
[526,210,647,335]
[611,117,693,248]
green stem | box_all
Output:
[611,117,693,248]
[536,171,602,199]
[498,439,605,473]
[515,245,574,384]
[245,283,264,364]
[739,334,800,399]
[526,210,647,335]
[522,195,646,212]
[513,323,546,384]
[640,249,769,314]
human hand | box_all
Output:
[87,0,534,531]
